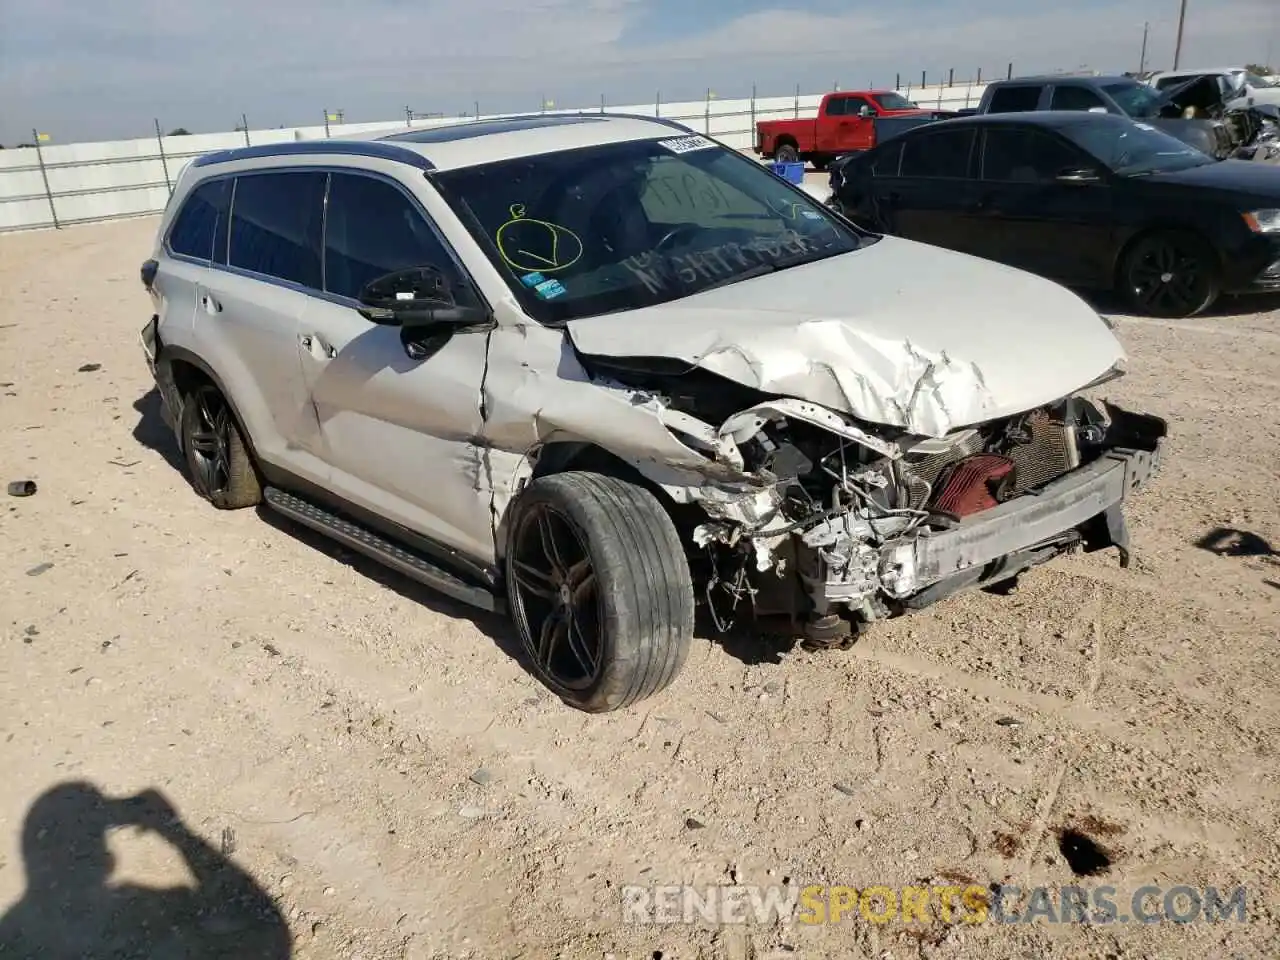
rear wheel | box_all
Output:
[505,472,694,713]
[180,383,261,509]
[1119,230,1221,318]
[774,143,800,164]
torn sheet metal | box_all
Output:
[567,235,1126,438]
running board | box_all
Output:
[262,487,499,613]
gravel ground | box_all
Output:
[1,216,1278,960]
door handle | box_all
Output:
[201,293,221,314]
[300,333,337,359]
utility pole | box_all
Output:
[1139,21,1149,74]
[1173,0,1189,69]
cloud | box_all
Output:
[0,0,1275,143]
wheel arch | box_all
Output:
[1110,223,1223,289]
[492,440,705,564]
[157,345,261,464]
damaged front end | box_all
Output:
[579,355,1167,647]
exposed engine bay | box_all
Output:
[577,354,1167,647]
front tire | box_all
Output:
[180,383,261,509]
[1118,230,1221,318]
[505,472,695,713]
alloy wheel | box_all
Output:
[186,387,233,495]
[1125,236,1213,317]
[508,504,603,690]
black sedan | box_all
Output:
[827,112,1280,317]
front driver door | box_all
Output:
[966,126,1115,287]
[296,170,496,565]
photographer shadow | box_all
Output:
[0,781,290,959]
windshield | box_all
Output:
[1101,81,1165,118]
[432,136,866,323]
[872,92,917,111]
[1061,119,1214,176]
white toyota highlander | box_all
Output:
[139,113,1166,712]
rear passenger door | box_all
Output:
[297,170,495,564]
[190,170,329,477]
[869,126,979,252]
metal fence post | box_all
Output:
[1007,62,1013,79]
[324,110,331,138]
[750,83,757,142]
[406,106,413,127]
[655,91,661,118]
[154,119,172,196]
[241,114,250,146]
[793,83,799,119]
[32,129,59,230]
[705,88,711,134]
[896,72,901,89]
[600,93,606,114]
[474,101,480,122]
[921,70,927,88]
[977,66,983,84]
[949,67,954,87]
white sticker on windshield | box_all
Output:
[657,135,716,154]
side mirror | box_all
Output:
[1056,166,1101,184]
[356,266,489,329]
[858,105,875,119]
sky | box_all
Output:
[1,0,1277,145]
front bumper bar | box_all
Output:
[881,437,1164,595]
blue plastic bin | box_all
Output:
[768,161,805,184]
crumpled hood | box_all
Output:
[567,236,1126,438]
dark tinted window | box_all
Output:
[167,179,229,260]
[870,139,903,176]
[899,129,975,178]
[228,172,325,287]
[981,128,1082,181]
[1050,85,1107,111]
[826,97,848,116]
[987,85,1042,113]
[323,173,457,300]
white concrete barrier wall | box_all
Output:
[0,83,988,233]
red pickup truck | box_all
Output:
[757,91,948,170]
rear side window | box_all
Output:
[228,171,326,288]
[870,139,903,176]
[899,129,975,178]
[987,85,1042,113]
[1050,85,1107,111]
[167,179,229,261]
[323,173,459,301]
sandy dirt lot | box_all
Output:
[2,216,1278,960]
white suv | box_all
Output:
[140,114,1166,712]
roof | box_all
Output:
[905,111,1141,132]
[191,113,697,174]
[992,75,1135,86]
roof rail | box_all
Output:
[191,139,435,170]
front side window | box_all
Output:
[1050,86,1107,111]
[227,171,326,288]
[987,85,1042,113]
[1059,119,1214,176]
[898,129,975,178]
[872,92,916,111]
[432,137,868,323]
[981,128,1081,182]
[1101,81,1164,118]
[323,173,460,301]
[167,179,229,261]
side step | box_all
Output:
[262,487,500,613]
